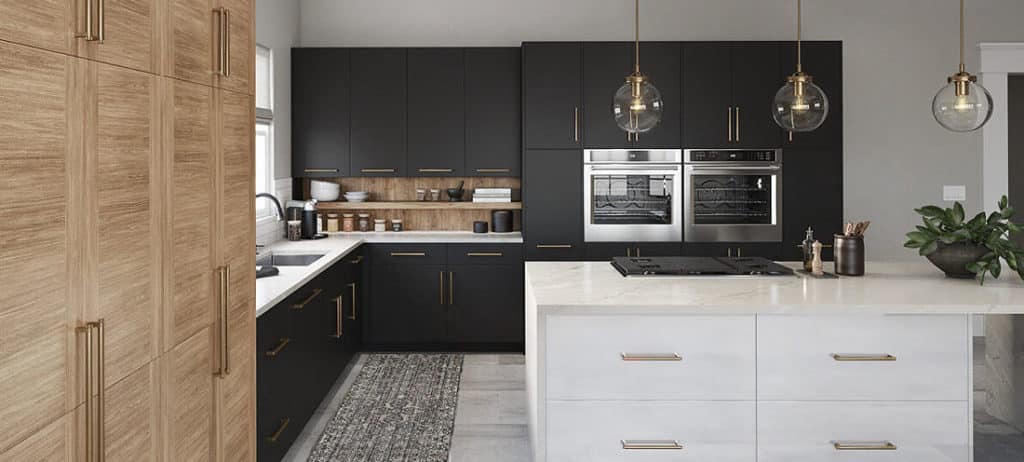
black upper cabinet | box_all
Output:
[782,146,843,260]
[523,149,583,260]
[683,43,780,148]
[523,43,582,150]
[408,49,465,176]
[635,43,682,148]
[292,48,350,178]
[466,48,521,176]
[779,41,843,148]
[350,48,407,176]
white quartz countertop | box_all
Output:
[525,261,1024,314]
[256,231,523,317]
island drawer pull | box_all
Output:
[536,244,572,249]
[361,168,396,173]
[831,353,897,362]
[833,441,897,451]
[621,353,682,362]
[621,440,683,450]
[266,418,291,443]
[466,252,503,257]
[292,288,323,310]
[266,338,291,357]
[418,168,454,173]
[475,168,511,173]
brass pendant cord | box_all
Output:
[633,0,640,75]
[796,0,802,73]
[959,0,965,73]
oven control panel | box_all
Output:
[686,150,779,163]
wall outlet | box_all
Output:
[943,185,967,202]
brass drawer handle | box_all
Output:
[390,252,426,257]
[536,244,572,249]
[466,252,504,257]
[347,282,357,320]
[217,265,230,377]
[621,353,682,362]
[728,106,733,142]
[266,418,291,443]
[833,441,897,451]
[621,440,683,450]
[449,271,454,305]
[439,271,445,305]
[292,288,323,310]
[361,168,396,173]
[331,296,343,338]
[222,7,230,77]
[304,168,339,174]
[266,338,291,357]
[831,353,897,362]
[573,107,580,142]
[78,319,106,462]
[350,255,364,264]
[475,168,511,173]
[418,168,454,173]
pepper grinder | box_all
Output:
[811,240,824,276]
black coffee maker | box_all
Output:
[301,199,318,239]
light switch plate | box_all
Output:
[943,185,967,202]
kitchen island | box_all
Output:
[525,261,1024,462]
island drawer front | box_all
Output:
[757,401,969,462]
[370,244,447,264]
[446,244,523,265]
[546,315,755,400]
[547,401,756,462]
[757,315,969,401]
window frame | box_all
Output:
[255,44,275,220]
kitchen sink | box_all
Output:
[256,252,326,267]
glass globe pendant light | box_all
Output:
[932,0,993,133]
[613,0,663,135]
[772,0,829,133]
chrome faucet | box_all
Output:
[256,193,285,221]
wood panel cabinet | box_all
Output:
[523,150,583,261]
[163,327,217,461]
[216,0,254,95]
[466,48,521,176]
[0,0,74,55]
[166,0,215,87]
[408,48,465,176]
[350,48,407,176]
[77,0,161,74]
[292,48,350,178]
[523,43,582,149]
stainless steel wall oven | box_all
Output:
[584,149,683,242]
[683,149,783,242]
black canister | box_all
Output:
[834,234,865,276]
[473,221,488,233]
[491,210,512,233]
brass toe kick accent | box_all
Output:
[833,441,897,451]
[621,352,682,362]
[831,353,897,362]
[621,440,683,450]
[267,418,291,443]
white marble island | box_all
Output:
[525,261,1024,462]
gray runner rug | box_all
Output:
[308,353,464,462]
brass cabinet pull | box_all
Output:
[222,7,230,77]
[573,107,580,143]
[831,353,897,362]
[737,247,742,258]
[475,168,511,174]
[626,247,632,257]
[833,441,897,451]
[390,252,426,257]
[361,168,396,173]
[77,0,98,41]
[727,106,733,142]
[621,440,683,450]
[213,8,224,75]
[292,288,323,310]
[536,244,572,249]
[217,266,230,376]
[735,106,741,142]
[304,168,339,174]
[350,255,364,264]
[96,0,105,42]
[788,130,794,142]
[418,168,454,173]
[331,296,343,338]
[266,338,291,357]
[621,353,682,362]
[347,282,357,320]
[635,247,641,257]
[439,271,445,305]
[727,247,732,257]
[77,319,106,462]
[466,252,503,257]
[448,271,454,305]
[266,418,291,443]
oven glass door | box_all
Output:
[684,166,781,242]
[585,165,682,242]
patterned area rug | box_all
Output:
[308,353,464,462]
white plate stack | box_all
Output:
[472,188,514,203]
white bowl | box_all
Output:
[344,191,369,203]
[310,180,341,201]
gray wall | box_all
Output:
[298,0,1024,260]
[257,0,301,179]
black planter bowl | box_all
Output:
[446,188,464,202]
[925,242,990,279]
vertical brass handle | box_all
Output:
[621,440,683,450]
[266,418,291,443]
[79,322,94,462]
[77,0,97,40]
[735,106,741,142]
[449,271,454,305]
[331,296,343,338]
[347,283,357,319]
[96,320,105,461]
[635,247,641,257]
[97,0,105,42]
[727,247,732,257]
[222,8,230,78]
[737,247,742,258]
[439,271,445,305]
[788,130,794,142]
[727,107,733,142]
[78,320,105,462]
[212,8,221,75]
[833,441,897,451]
[626,247,632,257]
[574,107,580,143]
[216,266,229,377]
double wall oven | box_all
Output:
[584,149,682,242]
[683,149,783,242]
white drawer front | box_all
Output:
[548,401,756,462]
[757,315,969,401]
[758,401,969,462]
[546,315,755,400]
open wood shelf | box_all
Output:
[316,201,522,210]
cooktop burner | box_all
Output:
[611,256,795,277]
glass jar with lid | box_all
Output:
[342,214,355,232]
[358,213,371,232]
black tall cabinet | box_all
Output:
[522,43,583,149]
[350,48,407,176]
[292,48,350,177]
[466,48,522,176]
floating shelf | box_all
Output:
[316,201,521,210]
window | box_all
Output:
[256,44,274,218]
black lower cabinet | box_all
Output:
[585,242,682,261]
[257,301,294,462]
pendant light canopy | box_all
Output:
[773,0,829,133]
[613,0,663,134]
[932,0,992,132]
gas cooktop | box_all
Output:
[611,256,795,277]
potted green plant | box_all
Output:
[904,196,1024,284]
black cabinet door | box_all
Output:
[584,242,633,261]
[257,306,293,462]
[408,48,465,177]
[448,264,524,344]
[292,48,350,178]
[341,251,364,354]
[369,262,447,344]
[287,278,336,419]
[782,147,843,261]
[731,44,780,148]
[682,242,783,260]
[634,42,681,149]
[583,42,633,149]
[779,41,843,149]
[682,43,733,148]
[466,48,521,176]
[635,242,682,257]
[523,43,582,149]
[523,150,583,260]
[350,48,407,176]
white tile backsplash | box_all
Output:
[257,178,293,246]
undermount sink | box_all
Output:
[257,252,326,267]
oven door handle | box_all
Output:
[587,166,682,174]
[686,165,781,171]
